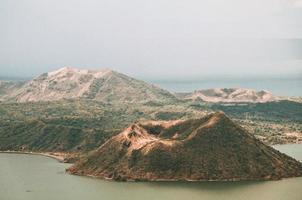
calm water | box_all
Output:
[152,78,302,96]
[0,144,302,200]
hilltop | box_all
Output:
[68,112,302,181]
[0,67,176,103]
[178,88,278,103]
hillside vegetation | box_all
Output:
[0,100,204,152]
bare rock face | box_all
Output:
[68,112,302,181]
[1,67,175,103]
[179,88,278,103]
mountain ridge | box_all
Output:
[0,67,176,103]
[177,88,278,103]
[1,67,298,104]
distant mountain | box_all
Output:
[177,88,278,103]
[68,112,302,181]
[0,67,176,103]
[0,80,25,101]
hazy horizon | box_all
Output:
[1,0,302,79]
[0,65,301,81]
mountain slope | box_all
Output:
[178,88,278,103]
[0,80,25,101]
[68,112,302,181]
[2,67,176,103]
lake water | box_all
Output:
[0,144,302,200]
[151,78,302,96]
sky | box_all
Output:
[0,0,302,79]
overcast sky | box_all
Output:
[0,0,301,79]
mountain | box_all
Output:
[177,88,278,103]
[68,112,302,181]
[1,67,176,103]
[0,80,25,101]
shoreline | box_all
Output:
[1,150,300,182]
[0,150,66,162]
[67,170,301,182]
[1,144,302,183]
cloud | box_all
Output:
[0,0,301,78]
[290,0,302,7]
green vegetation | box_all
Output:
[189,100,302,144]
[0,99,203,152]
[0,99,301,153]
